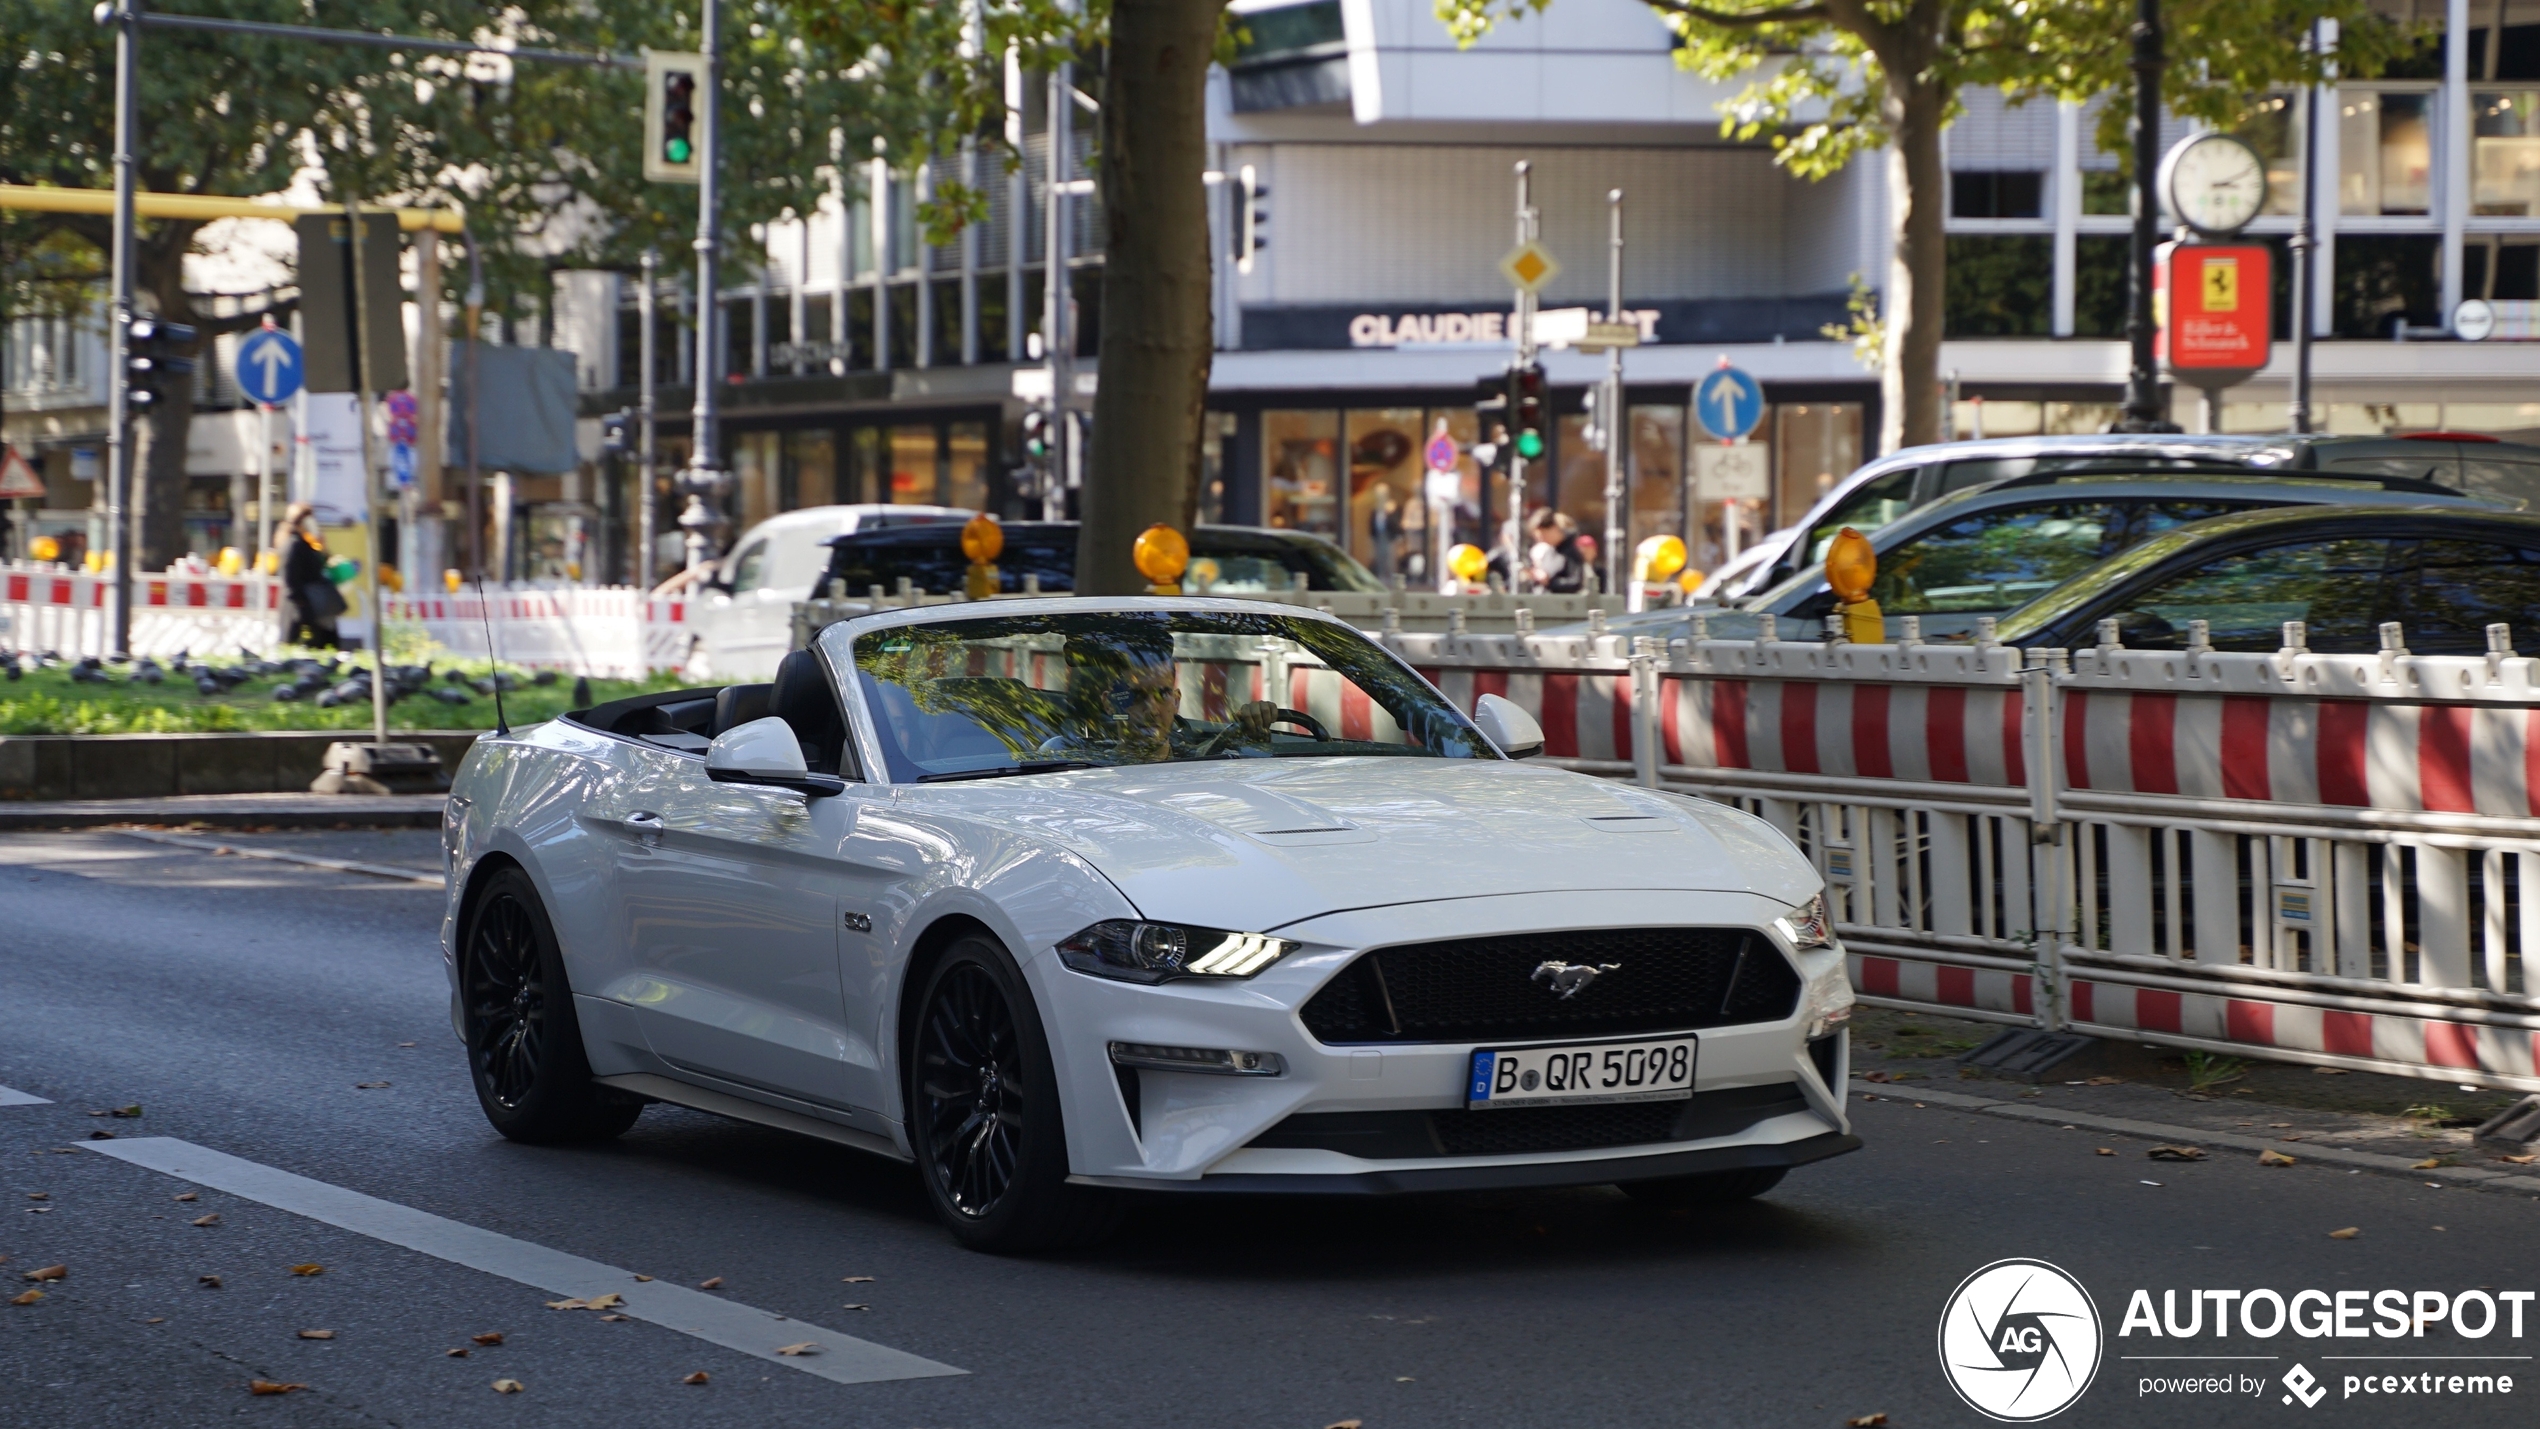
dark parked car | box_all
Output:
[1995,506,2540,655]
[820,522,1387,597]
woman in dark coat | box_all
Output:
[274,503,341,649]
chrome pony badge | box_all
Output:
[1531,960,1620,999]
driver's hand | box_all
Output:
[1232,699,1278,737]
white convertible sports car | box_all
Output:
[440,598,1858,1252]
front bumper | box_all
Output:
[1025,889,1855,1186]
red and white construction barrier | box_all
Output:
[382,588,689,680]
[0,563,281,661]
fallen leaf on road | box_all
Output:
[446,1348,469,1357]
[1326,1420,1364,1429]
[397,1042,416,1048]
[472,1332,504,1346]
[191,1214,220,1227]
[25,1206,47,1213]
[26,1193,45,1201]
[491,1378,524,1394]
[9,1290,42,1305]
[683,1371,709,1385]
[2412,1158,2444,1170]
[2504,1154,2538,1165]
[2258,1149,2297,1166]
[1849,1416,1890,1427]
[2095,1147,2114,1156]
[1396,1376,1415,1382]
[289,1264,324,1277]
[698,1277,723,1290]
[2148,1146,2207,1161]
[354,1082,390,1090]
[544,1293,622,1312]
[22,1265,65,1282]
[173,1192,197,1202]
[248,1380,305,1395]
[631,1274,652,1282]
[2142,1179,2164,1187]
[198,1275,222,1289]
[775,1343,818,1356]
[109,1105,141,1118]
[144,1317,163,1324]
[842,1303,871,1311]
[2329,1227,2361,1239]
[2313,1067,2347,1075]
[298,1329,334,1340]
[842,1275,875,1283]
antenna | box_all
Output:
[474,576,510,737]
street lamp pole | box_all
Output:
[102,0,140,657]
[2288,20,2323,433]
[680,0,727,571]
[2116,0,2177,432]
[637,247,658,589]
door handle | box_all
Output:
[622,810,664,847]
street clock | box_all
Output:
[2159,132,2269,237]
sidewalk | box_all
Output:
[0,791,446,830]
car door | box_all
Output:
[601,742,862,1110]
[2072,533,2397,652]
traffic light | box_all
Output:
[600,408,633,458]
[1472,373,1510,469]
[125,317,197,412]
[644,52,705,184]
[1237,164,1268,275]
[1511,362,1546,461]
[1021,407,1052,462]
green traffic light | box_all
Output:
[1515,430,1545,460]
[666,137,692,164]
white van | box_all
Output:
[676,504,968,679]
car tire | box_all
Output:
[908,933,1119,1254]
[1617,1166,1786,1207]
[460,866,644,1145]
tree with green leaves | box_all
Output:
[1435,0,2417,453]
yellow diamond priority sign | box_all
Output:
[1499,240,1561,295]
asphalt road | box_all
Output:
[3,829,2536,1429]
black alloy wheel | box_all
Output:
[908,935,1118,1253]
[459,866,643,1144]
[917,962,1026,1217]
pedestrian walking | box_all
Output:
[274,503,344,649]
[1368,490,1403,582]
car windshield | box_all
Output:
[849,609,1494,782]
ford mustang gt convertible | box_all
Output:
[439,598,1858,1251]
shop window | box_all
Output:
[787,430,836,512]
[1946,235,2053,337]
[2464,238,2540,300]
[2333,234,2442,337]
[1772,402,1863,539]
[1198,411,1236,526]
[844,426,885,504]
[732,431,780,530]
[1628,405,1688,561]
[1263,409,1340,538]
[1950,171,2044,220]
[2474,90,2540,214]
[946,422,989,511]
[2339,88,2433,215]
[888,425,940,505]
[1552,412,1606,582]
[1342,409,1422,581]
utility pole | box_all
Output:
[345,191,389,748]
[103,0,139,657]
[1600,188,1626,596]
[1043,61,1072,521]
[2116,0,2177,432]
[637,247,658,588]
[679,0,728,570]
[2288,19,2323,433]
[1508,161,1537,588]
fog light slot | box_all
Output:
[1108,1041,1286,1077]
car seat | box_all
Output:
[771,648,850,775]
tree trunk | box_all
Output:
[1075,0,1226,596]
[130,227,204,572]
[1879,81,1948,455]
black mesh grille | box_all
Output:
[1433,1099,1687,1156]
[1298,928,1798,1045]
[1246,1084,1815,1160]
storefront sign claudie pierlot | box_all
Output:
[1344,309,1660,349]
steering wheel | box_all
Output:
[1197,706,1330,756]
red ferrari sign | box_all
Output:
[2157,243,2273,377]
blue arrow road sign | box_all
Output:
[388,442,417,491]
[1694,366,1764,442]
[235,328,304,406]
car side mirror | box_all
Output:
[705,715,844,796]
[1473,693,1545,759]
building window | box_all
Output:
[2464,237,2540,299]
[1945,235,2053,337]
[1262,409,1340,538]
[2074,235,2133,337]
[1343,409,1422,580]
[2234,94,2308,216]
[2080,169,2130,216]
[1949,171,2045,219]
[2472,6,2540,80]
[2333,234,2443,337]
[2339,87,2434,215]
[2474,89,2540,214]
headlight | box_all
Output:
[1056,920,1299,984]
[1775,893,1833,950]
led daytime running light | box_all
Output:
[1187,931,1289,977]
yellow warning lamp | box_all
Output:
[380,564,405,594]
[961,513,1005,600]
[444,568,463,594]
[1825,526,1884,645]
[215,546,245,577]
[1132,523,1190,595]
[256,549,279,575]
[82,548,109,574]
[29,535,60,563]
[1634,534,1687,586]
[1447,542,1488,587]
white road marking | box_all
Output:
[0,1084,51,1106]
[110,828,445,887]
[81,1137,963,1386]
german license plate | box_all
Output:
[1466,1036,1697,1109]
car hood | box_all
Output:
[904,757,1815,933]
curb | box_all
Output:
[0,794,445,830]
[1869,1083,2540,1196]
[110,829,446,886]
